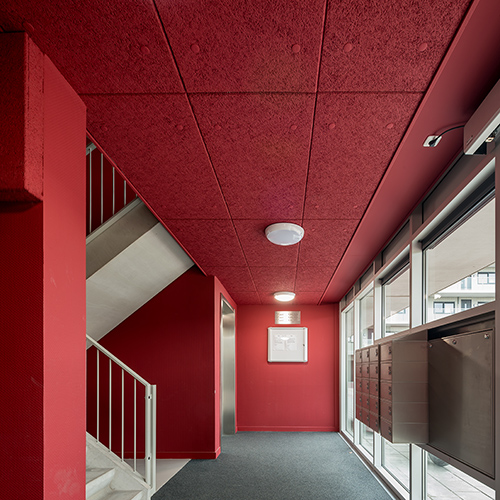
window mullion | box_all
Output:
[410,444,426,500]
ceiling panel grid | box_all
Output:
[1,0,492,304]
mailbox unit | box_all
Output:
[355,345,380,433]
[378,338,428,443]
[355,332,428,444]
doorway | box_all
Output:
[220,296,236,436]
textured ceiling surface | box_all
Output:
[2,0,500,304]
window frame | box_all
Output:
[338,151,497,500]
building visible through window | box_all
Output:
[433,301,455,314]
[425,197,495,322]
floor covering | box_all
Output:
[153,432,393,500]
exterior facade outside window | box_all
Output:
[461,299,472,310]
[477,271,495,284]
[383,266,410,337]
[433,301,455,315]
[461,277,472,289]
[359,289,374,348]
[425,198,495,322]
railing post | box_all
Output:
[152,385,157,493]
[96,349,99,442]
[134,379,137,472]
[109,358,112,451]
[121,369,124,462]
[145,384,152,487]
[89,148,92,233]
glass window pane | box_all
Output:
[360,289,374,348]
[358,288,374,456]
[344,307,354,438]
[360,423,374,457]
[383,267,410,337]
[425,198,495,322]
[382,440,410,491]
[426,453,495,499]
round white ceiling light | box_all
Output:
[274,291,296,302]
[265,223,304,246]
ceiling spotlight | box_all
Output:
[423,135,442,147]
[274,291,296,302]
[265,223,304,246]
[423,124,466,148]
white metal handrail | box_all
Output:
[86,334,156,492]
[86,142,138,235]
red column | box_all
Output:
[0,33,86,498]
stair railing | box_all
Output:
[86,141,138,236]
[86,334,156,493]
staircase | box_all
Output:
[86,334,156,499]
[86,467,143,500]
[85,141,190,499]
[86,197,193,344]
[86,431,151,500]
[85,140,193,345]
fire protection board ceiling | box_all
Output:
[2,0,500,304]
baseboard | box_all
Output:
[157,448,220,459]
[237,426,337,432]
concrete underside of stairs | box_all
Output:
[86,200,193,344]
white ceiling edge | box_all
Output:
[86,222,194,346]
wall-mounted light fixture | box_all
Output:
[423,125,465,148]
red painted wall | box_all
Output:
[0,34,86,498]
[237,304,338,432]
[43,55,87,499]
[89,267,235,459]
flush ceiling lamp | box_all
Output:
[274,291,296,302]
[265,223,304,246]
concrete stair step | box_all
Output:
[98,491,143,500]
[86,468,115,498]
[86,434,149,500]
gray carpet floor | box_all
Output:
[153,432,393,500]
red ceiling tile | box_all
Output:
[164,220,247,268]
[0,1,184,94]
[294,292,323,305]
[295,267,335,292]
[298,220,358,267]
[156,0,326,92]
[250,267,296,293]
[83,94,229,220]
[319,0,471,92]
[233,220,300,267]
[190,93,315,219]
[0,0,482,307]
[304,92,422,219]
[229,292,262,305]
[203,267,256,293]
[304,183,373,220]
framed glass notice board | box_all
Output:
[268,327,308,362]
